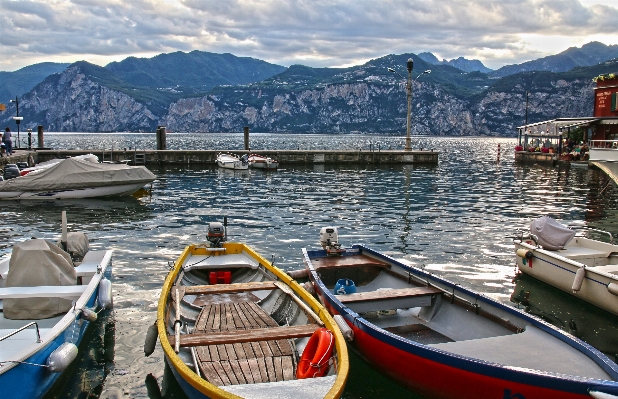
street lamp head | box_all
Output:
[407,58,413,73]
[9,99,16,103]
[424,70,431,74]
[387,68,396,73]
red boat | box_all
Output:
[302,227,618,399]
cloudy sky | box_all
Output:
[1,0,617,72]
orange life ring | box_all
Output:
[296,327,334,379]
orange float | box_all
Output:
[296,327,334,379]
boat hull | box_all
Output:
[304,245,618,399]
[0,251,113,399]
[514,240,618,316]
[0,182,151,200]
[589,148,618,162]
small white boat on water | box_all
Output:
[216,153,249,170]
[514,216,618,316]
[0,212,113,399]
[248,154,279,170]
[0,156,155,200]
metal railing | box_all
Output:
[0,321,42,343]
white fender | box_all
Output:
[333,314,354,341]
[572,267,586,293]
[47,342,78,372]
[607,283,618,297]
[144,322,158,357]
[81,308,97,322]
[98,278,113,310]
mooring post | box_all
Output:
[160,126,167,150]
[37,125,44,149]
[244,126,250,151]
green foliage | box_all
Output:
[0,62,70,101]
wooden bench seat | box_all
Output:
[181,281,277,296]
[0,285,87,300]
[309,254,390,271]
[170,324,319,347]
[337,286,442,313]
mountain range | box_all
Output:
[1,41,616,136]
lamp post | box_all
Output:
[388,59,431,151]
[9,97,21,149]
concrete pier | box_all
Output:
[28,149,439,166]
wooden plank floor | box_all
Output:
[194,301,296,386]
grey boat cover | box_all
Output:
[4,239,77,320]
[57,232,90,261]
[530,216,575,250]
[0,157,155,192]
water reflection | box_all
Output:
[11,135,618,398]
[510,273,618,361]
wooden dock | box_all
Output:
[18,149,438,166]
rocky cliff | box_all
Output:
[2,62,599,136]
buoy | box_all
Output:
[47,342,78,372]
[572,267,586,293]
[81,308,97,322]
[98,278,113,310]
[296,328,334,379]
[333,314,353,341]
[607,283,618,296]
[590,390,618,399]
[144,321,158,357]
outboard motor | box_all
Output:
[207,222,226,247]
[319,227,345,255]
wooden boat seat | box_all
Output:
[337,286,442,313]
[0,285,87,300]
[181,281,278,296]
[309,254,390,270]
[188,301,304,386]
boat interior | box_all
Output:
[311,251,615,381]
[555,236,618,271]
[166,250,338,397]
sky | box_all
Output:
[1,0,617,72]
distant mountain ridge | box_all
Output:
[490,41,618,77]
[418,52,493,73]
[0,62,70,101]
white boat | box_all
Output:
[514,216,618,316]
[216,153,248,170]
[0,212,113,399]
[0,157,155,200]
[589,140,618,162]
[248,154,279,169]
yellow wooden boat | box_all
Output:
[156,233,348,399]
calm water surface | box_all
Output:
[4,133,618,398]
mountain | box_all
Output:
[418,52,492,73]
[105,51,286,94]
[490,41,618,78]
[4,52,615,136]
[0,62,70,101]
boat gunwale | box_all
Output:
[302,244,618,395]
[157,242,348,399]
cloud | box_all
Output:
[0,0,616,71]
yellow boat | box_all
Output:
[156,226,348,399]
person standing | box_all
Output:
[3,127,12,155]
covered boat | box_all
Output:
[514,216,618,316]
[304,227,618,399]
[0,212,113,399]
[0,156,155,199]
[248,154,279,170]
[216,153,249,170]
[154,222,348,399]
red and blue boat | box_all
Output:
[303,228,618,399]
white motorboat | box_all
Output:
[514,216,618,316]
[0,212,113,399]
[0,157,155,200]
[215,153,248,170]
[248,154,279,169]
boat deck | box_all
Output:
[192,301,298,386]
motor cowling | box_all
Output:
[320,227,344,255]
[207,222,226,247]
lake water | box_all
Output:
[4,133,618,398]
